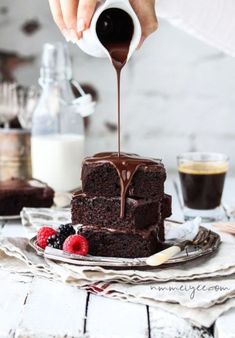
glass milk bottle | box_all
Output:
[31,43,87,192]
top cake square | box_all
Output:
[82,160,166,199]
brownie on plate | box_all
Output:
[71,152,172,258]
[71,192,161,229]
[82,160,166,200]
[162,194,172,219]
[79,225,163,258]
[0,177,54,216]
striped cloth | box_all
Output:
[158,0,235,56]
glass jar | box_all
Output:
[31,42,94,192]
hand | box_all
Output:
[48,0,97,42]
[48,0,158,47]
[130,0,158,48]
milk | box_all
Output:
[31,134,84,192]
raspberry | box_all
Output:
[37,227,57,249]
[63,235,89,256]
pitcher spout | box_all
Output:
[77,0,141,62]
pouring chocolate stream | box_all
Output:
[96,8,134,156]
[86,9,159,218]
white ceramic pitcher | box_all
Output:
[77,0,141,62]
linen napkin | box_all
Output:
[0,208,234,327]
[0,235,235,328]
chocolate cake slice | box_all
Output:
[70,151,172,259]
[162,194,172,219]
[79,225,163,258]
[0,177,54,216]
[71,192,161,229]
[82,157,166,200]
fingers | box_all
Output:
[60,0,79,41]
[130,0,158,48]
[48,0,97,43]
[48,0,70,41]
[48,0,157,47]
[77,0,97,33]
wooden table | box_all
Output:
[0,177,235,338]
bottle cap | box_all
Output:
[63,80,96,117]
[39,42,72,84]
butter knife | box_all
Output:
[146,228,210,267]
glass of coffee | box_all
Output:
[177,152,229,221]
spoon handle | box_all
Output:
[146,246,182,266]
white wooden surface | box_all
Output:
[0,178,235,338]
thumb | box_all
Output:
[130,0,158,48]
[77,0,98,34]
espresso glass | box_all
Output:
[177,152,229,221]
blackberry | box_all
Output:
[47,234,66,250]
[58,223,75,238]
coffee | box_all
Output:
[96,8,134,155]
[178,162,228,210]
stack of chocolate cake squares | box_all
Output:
[71,154,172,258]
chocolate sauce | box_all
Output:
[94,10,157,218]
[96,8,134,155]
[84,152,161,218]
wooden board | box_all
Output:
[214,307,235,338]
[15,278,88,338]
[0,271,32,338]
[86,294,150,338]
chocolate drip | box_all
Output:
[95,11,152,217]
[84,152,161,218]
[96,8,134,156]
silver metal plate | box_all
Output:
[0,214,21,220]
[29,226,221,270]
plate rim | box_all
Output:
[28,226,221,270]
[0,214,21,220]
